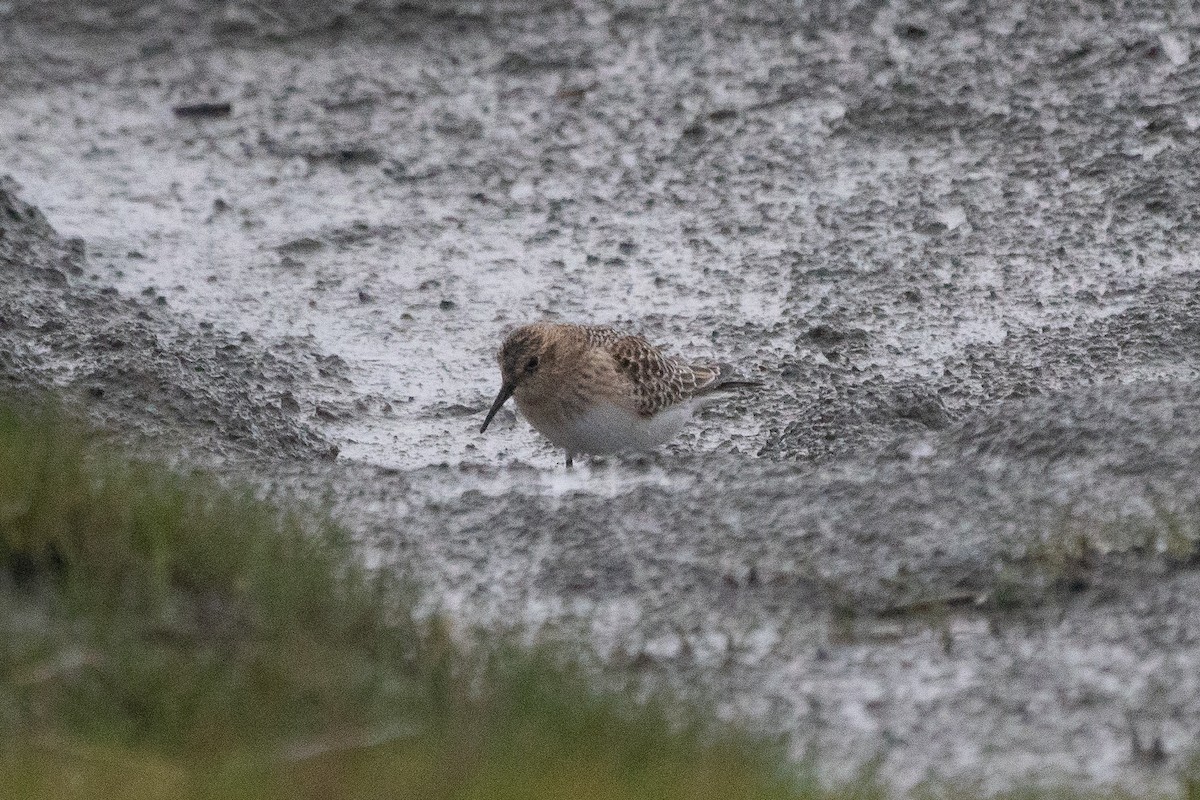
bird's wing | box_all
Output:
[579,325,625,347]
[605,335,723,417]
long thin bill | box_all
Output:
[479,383,516,433]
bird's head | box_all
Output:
[479,324,562,433]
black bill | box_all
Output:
[479,382,516,433]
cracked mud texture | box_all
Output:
[4,0,1200,793]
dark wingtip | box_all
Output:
[715,379,764,390]
[708,362,762,391]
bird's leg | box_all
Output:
[565,452,574,469]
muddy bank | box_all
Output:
[4,0,1200,793]
[0,178,336,461]
[331,377,1200,792]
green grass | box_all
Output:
[0,402,815,800]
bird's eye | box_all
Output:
[525,356,540,373]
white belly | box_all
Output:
[519,399,696,455]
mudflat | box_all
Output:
[3,1,1200,792]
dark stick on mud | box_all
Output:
[172,102,233,118]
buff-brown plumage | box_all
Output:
[480,322,759,465]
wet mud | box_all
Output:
[4,0,1200,792]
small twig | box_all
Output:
[172,102,233,118]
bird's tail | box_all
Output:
[695,362,763,394]
[714,378,764,390]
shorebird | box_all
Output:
[479,322,760,467]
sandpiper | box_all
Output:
[479,322,760,467]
